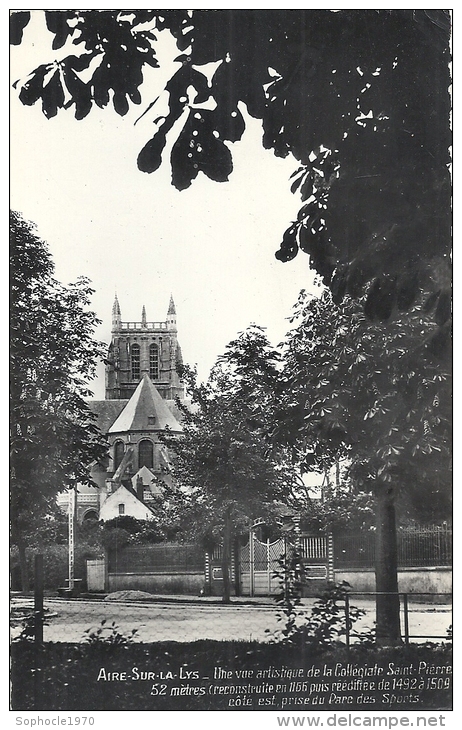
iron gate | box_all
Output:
[240,536,285,596]
[239,533,332,596]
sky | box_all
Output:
[10,11,319,399]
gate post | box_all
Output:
[68,486,76,591]
[204,551,211,595]
[403,593,410,645]
[233,539,241,597]
[249,527,254,597]
[283,536,289,606]
[293,514,301,552]
[327,532,334,584]
[345,592,350,649]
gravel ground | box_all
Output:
[10,594,452,645]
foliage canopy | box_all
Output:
[11,10,451,325]
[275,288,451,523]
[162,328,295,600]
[10,211,107,570]
[165,328,292,536]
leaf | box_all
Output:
[290,173,305,194]
[170,109,233,189]
[45,11,76,50]
[41,70,65,119]
[210,107,245,144]
[137,132,168,174]
[62,68,92,119]
[170,134,198,191]
[10,11,31,45]
[289,166,305,180]
[113,91,129,116]
[18,65,50,106]
[275,224,298,262]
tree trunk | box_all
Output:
[375,483,402,646]
[221,510,232,604]
[11,513,30,592]
[233,537,241,597]
[18,539,29,592]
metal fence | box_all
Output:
[107,543,204,574]
[343,592,452,647]
[334,525,452,569]
[299,535,327,559]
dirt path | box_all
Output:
[10,596,452,645]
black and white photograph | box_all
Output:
[10,8,453,721]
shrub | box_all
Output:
[100,527,130,552]
[12,608,51,643]
[101,516,165,544]
[10,543,104,591]
[268,550,367,651]
[81,619,138,650]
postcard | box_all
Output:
[9,9,453,724]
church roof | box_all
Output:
[131,466,163,496]
[108,374,183,434]
[88,399,128,433]
[165,398,196,421]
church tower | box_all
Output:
[105,295,184,401]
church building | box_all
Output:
[105,293,184,401]
[58,295,189,522]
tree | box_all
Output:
[10,211,108,590]
[296,483,376,535]
[273,288,451,644]
[100,491,188,545]
[11,10,451,326]
[163,327,293,603]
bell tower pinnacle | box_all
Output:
[105,295,184,401]
[167,295,177,331]
[112,293,121,330]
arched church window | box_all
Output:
[149,343,159,380]
[138,439,154,469]
[131,343,140,380]
[114,440,124,470]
